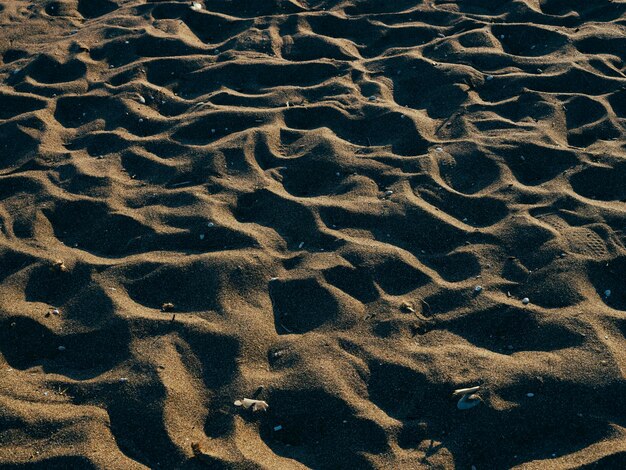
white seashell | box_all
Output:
[234,398,269,412]
[453,386,481,410]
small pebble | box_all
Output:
[273,425,283,432]
[119,377,129,382]
[199,234,205,240]
[298,242,304,249]
[474,285,483,293]
[58,346,66,352]
[604,289,611,298]
[522,297,530,305]
[486,75,494,81]
[527,393,534,398]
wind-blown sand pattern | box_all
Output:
[1,0,626,468]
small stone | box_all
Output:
[527,392,534,398]
[53,260,68,272]
[604,289,611,298]
[199,234,205,240]
[474,285,483,293]
[190,2,203,11]
[273,425,283,432]
[522,297,530,305]
[58,346,66,352]
[486,74,494,81]
[161,302,175,312]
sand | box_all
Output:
[1,0,626,468]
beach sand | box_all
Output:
[1,0,626,468]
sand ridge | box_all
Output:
[1,0,626,468]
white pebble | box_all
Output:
[527,392,534,398]
[522,297,530,305]
[273,425,283,431]
[199,234,205,240]
[474,285,483,293]
[604,289,611,298]
[486,75,494,81]
[190,2,203,11]
[58,346,66,351]
[298,242,304,249]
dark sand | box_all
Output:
[1,0,626,468]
